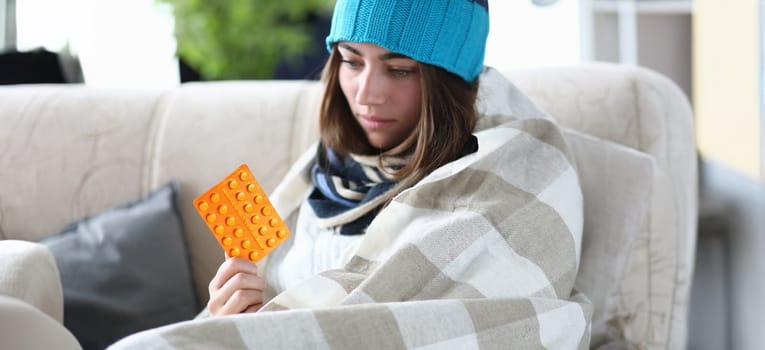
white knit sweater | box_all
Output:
[264,201,364,294]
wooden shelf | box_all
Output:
[593,0,692,15]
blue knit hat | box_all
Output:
[326,0,490,83]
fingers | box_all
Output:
[217,289,263,315]
[208,272,265,315]
[209,257,258,295]
[207,258,266,316]
[244,303,263,313]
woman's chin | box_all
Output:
[370,140,410,155]
[365,136,392,151]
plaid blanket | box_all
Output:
[110,113,591,349]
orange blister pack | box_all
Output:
[194,164,290,263]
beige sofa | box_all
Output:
[0,63,697,349]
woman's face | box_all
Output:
[337,42,422,153]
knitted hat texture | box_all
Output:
[326,0,489,82]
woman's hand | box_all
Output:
[207,257,266,316]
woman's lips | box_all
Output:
[359,115,395,130]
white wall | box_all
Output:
[15,0,179,88]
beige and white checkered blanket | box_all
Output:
[110,113,592,349]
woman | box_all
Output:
[116,0,592,348]
[208,0,487,315]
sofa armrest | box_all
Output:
[0,240,64,322]
[0,295,81,350]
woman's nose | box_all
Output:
[355,70,385,106]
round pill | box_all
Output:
[276,230,287,238]
[235,192,246,201]
[229,248,241,257]
[239,171,249,181]
[247,184,256,193]
[258,226,268,236]
[254,195,265,204]
[214,225,225,235]
[250,215,261,224]
[261,206,272,216]
[241,240,252,249]
[266,238,276,247]
[210,193,221,203]
[244,203,254,213]
[269,218,279,227]
[206,214,217,223]
[218,205,228,214]
[228,180,238,189]
[248,251,259,261]
[198,201,209,211]
[233,228,244,238]
[222,237,233,246]
[226,217,236,226]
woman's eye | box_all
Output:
[341,59,360,69]
[390,68,415,77]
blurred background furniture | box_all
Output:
[0,48,66,84]
[0,63,697,349]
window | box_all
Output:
[16,0,178,88]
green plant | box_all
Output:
[158,0,335,80]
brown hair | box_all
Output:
[318,46,479,187]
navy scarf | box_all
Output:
[309,136,478,235]
[308,146,404,235]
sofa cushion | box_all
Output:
[507,64,697,349]
[40,181,198,350]
[477,68,680,348]
[565,129,676,348]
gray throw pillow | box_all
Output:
[41,181,198,350]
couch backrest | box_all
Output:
[0,63,696,349]
[0,86,165,239]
